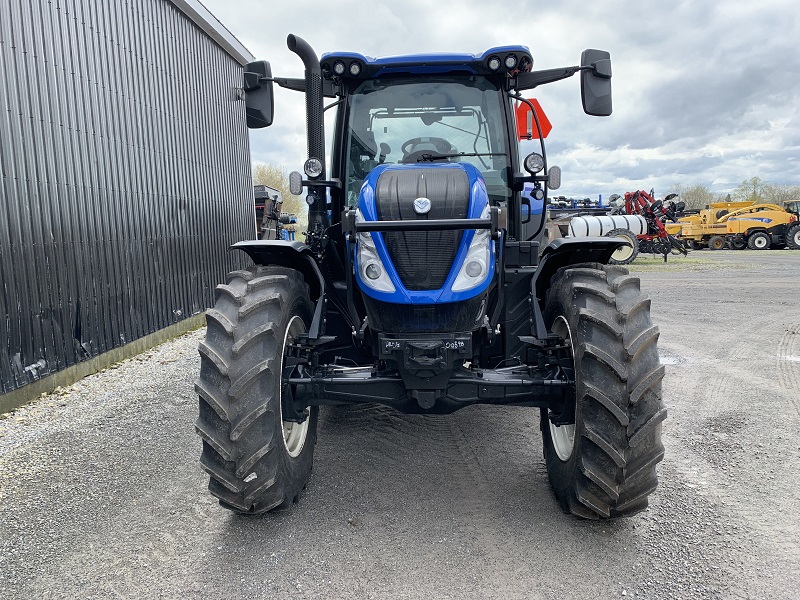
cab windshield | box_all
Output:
[344,76,511,206]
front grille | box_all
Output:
[365,294,487,333]
[376,167,470,291]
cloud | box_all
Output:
[200,0,800,198]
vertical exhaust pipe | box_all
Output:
[287,34,327,231]
[287,34,325,179]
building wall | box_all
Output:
[0,0,255,395]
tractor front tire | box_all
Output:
[707,235,725,250]
[541,264,666,519]
[195,266,317,514]
[605,228,639,265]
[747,231,770,250]
[786,223,800,250]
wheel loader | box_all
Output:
[195,35,666,519]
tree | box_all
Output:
[252,163,308,229]
[731,177,766,204]
[763,183,800,205]
[670,182,718,209]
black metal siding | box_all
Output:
[0,0,254,394]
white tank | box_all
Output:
[568,214,647,237]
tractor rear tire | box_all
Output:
[786,223,800,250]
[747,231,770,250]
[605,229,639,265]
[541,264,666,519]
[195,266,317,514]
[707,235,725,250]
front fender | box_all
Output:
[231,240,324,300]
[529,237,626,339]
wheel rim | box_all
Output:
[549,315,576,462]
[280,315,310,458]
[793,231,800,246]
[611,239,634,262]
[754,235,768,249]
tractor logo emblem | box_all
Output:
[413,197,432,214]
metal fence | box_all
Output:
[0,0,255,395]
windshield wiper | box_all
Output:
[417,152,505,162]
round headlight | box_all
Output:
[304,157,323,178]
[504,54,518,69]
[365,263,381,280]
[465,260,483,278]
[349,61,362,76]
[524,152,545,174]
[333,61,346,76]
[305,194,315,206]
[487,56,501,71]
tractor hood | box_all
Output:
[353,162,495,305]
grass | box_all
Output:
[624,253,750,272]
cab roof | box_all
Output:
[321,46,532,79]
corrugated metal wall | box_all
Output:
[0,0,254,395]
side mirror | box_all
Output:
[580,49,612,117]
[243,60,274,129]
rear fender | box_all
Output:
[529,237,625,339]
[231,240,326,338]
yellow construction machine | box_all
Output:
[721,203,799,249]
[666,201,752,249]
[669,201,800,250]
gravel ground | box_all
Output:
[1,250,798,599]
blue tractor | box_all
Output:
[196,35,666,519]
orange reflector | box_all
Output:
[515,98,552,140]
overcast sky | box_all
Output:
[200,0,799,200]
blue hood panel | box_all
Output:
[354,163,496,305]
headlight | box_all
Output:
[452,205,493,292]
[333,61,346,76]
[349,61,362,76]
[487,56,501,71]
[524,152,545,174]
[304,157,323,178]
[355,210,395,293]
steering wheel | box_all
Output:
[400,137,454,163]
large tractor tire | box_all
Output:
[541,264,666,519]
[195,266,317,514]
[786,223,800,250]
[747,231,770,250]
[605,228,639,265]
[707,235,725,250]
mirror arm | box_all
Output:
[270,77,306,92]
[266,77,338,97]
[515,63,611,91]
[515,66,581,90]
